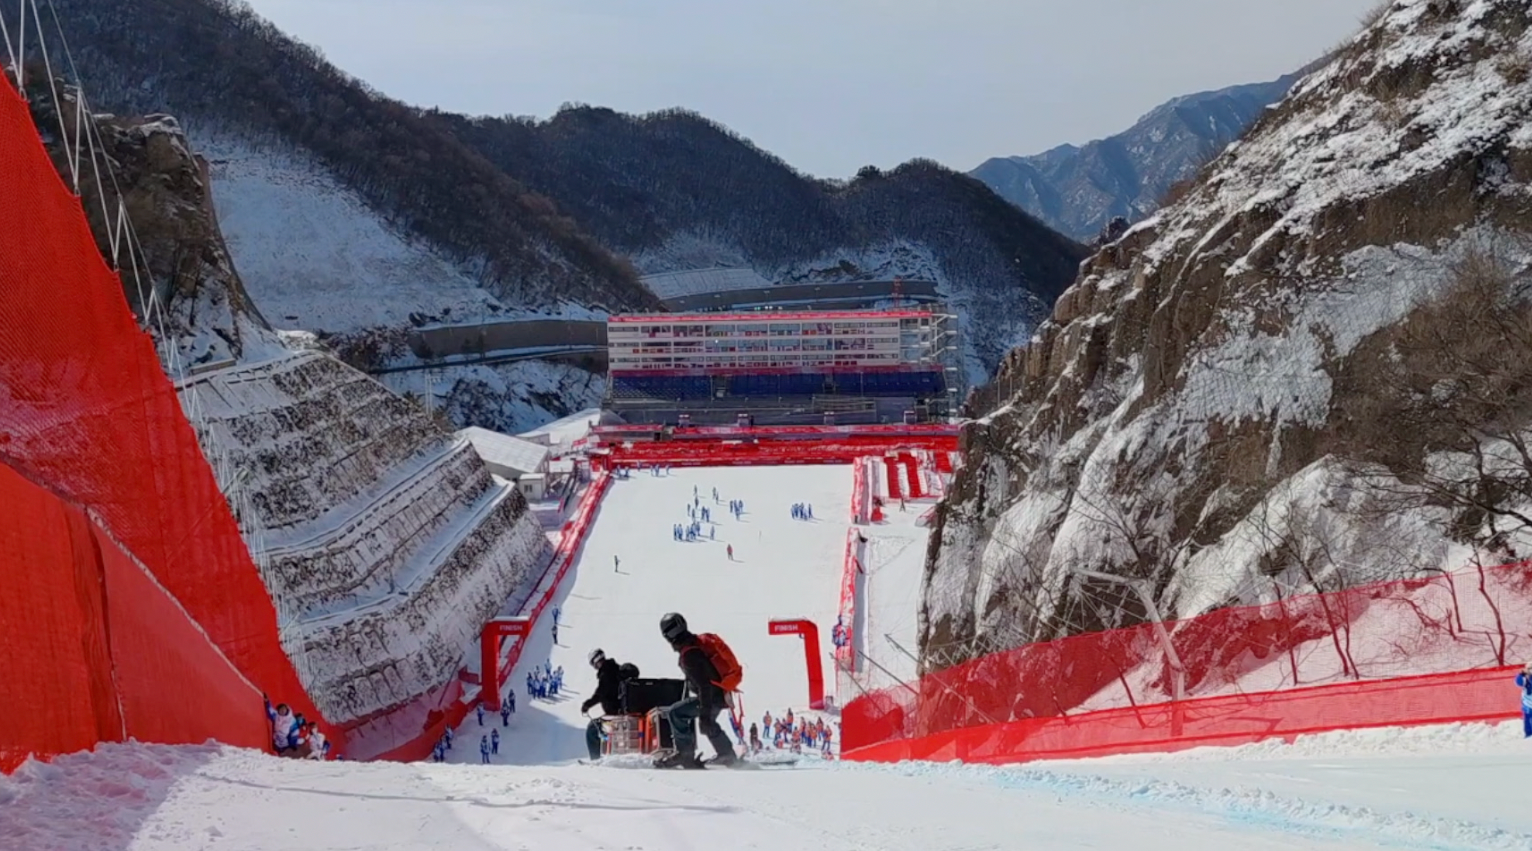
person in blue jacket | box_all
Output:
[1518,663,1532,738]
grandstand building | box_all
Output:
[605,308,959,425]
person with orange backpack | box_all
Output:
[655,612,741,769]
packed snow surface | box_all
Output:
[7,719,1531,850]
[480,465,853,766]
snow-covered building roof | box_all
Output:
[639,268,773,300]
[458,427,550,478]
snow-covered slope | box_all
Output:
[198,135,514,335]
[177,351,551,722]
[928,0,1532,668]
[7,718,1531,851]
[481,465,853,767]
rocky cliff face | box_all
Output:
[926,0,1532,676]
[25,77,278,368]
[971,77,1295,243]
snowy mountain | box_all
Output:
[430,108,1090,379]
[41,0,659,346]
[971,76,1297,243]
[21,76,280,369]
[925,0,1532,669]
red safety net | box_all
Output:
[883,456,904,499]
[843,560,1532,763]
[0,77,326,767]
[0,465,270,771]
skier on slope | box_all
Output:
[580,648,626,761]
[1518,662,1532,738]
[654,612,739,769]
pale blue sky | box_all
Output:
[243,0,1381,178]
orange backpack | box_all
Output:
[690,632,744,692]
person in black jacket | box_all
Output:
[655,612,738,769]
[580,648,624,760]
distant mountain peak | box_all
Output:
[972,74,1297,242]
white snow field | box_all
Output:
[853,489,929,691]
[8,463,1531,850]
[472,465,854,766]
[7,720,1532,851]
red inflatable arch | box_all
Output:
[769,618,826,710]
[480,616,530,712]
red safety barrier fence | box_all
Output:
[850,459,870,525]
[497,473,613,690]
[598,436,957,469]
[0,464,270,772]
[843,559,1532,763]
[902,455,923,499]
[0,77,328,767]
[844,665,1524,764]
[883,457,904,500]
[837,527,863,674]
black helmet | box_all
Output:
[660,612,688,642]
[588,648,606,669]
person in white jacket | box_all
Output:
[264,696,298,755]
[307,725,328,760]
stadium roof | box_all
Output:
[639,268,772,300]
[458,427,549,476]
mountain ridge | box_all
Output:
[972,75,1297,242]
[431,104,1090,379]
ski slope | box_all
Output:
[478,465,854,765]
[8,720,1532,851]
[856,498,928,689]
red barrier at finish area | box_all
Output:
[850,460,869,525]
[0,464,270,771]
[0,78,328,768]
[883,457,904,500]
[770,619,826,710]
[604,436,958,469]
[836,528,862,673]
[901,455,923,499]
[843,559,1532,763]
[481,618,530,712]
[494,473,613,699]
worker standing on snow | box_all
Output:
[1518,662,1532,738]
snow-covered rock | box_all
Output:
[177,352,551,722]
[928,0,1532,672]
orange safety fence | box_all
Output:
[843,665,1524,764]
[0,76,327,766]
[883,456,904,500]
[843,559,1532,762]
[836,527,862,673]
[850,458,870,525]
[0,464,269,771]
